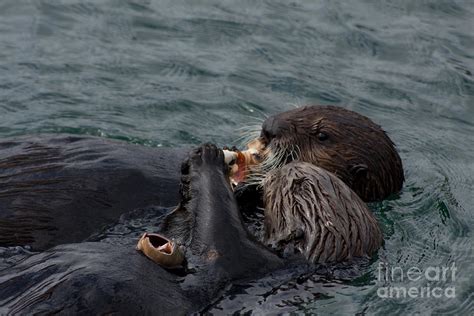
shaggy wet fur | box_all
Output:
[263,162,383,263]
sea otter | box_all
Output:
[243,105,404,202]
[0,136,187,250]
[0,142,384,313]
[0,144,381,314]
[0,144,284,314]
[0,105,403,252]
[0,105,403,313]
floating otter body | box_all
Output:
[0,106,403,313]
[0,145,283,314]
[232,105,402,262]
[0,106,402,251]
[0,135,187,250]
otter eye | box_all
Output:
[317,132,329,141]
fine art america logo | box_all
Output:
[377,262,457,299]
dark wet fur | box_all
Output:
[0,106,401,312]
[0,144,283,314]
[0,135,187,250]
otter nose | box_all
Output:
[261,116,290,140]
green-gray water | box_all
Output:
[1,0,473,314]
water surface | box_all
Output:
[1,0,473,314]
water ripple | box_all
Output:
[0,0,473,314]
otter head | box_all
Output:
[247,105,404,202]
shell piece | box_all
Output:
[224,150,238,165]
[136,233,185,269]
[223,148,261,185]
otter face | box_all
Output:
[248,105,404,202]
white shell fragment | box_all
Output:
[223,150,238,165]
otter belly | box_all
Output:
[0,135,188,250]
[0,143,283,315]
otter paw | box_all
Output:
[179,144,228,202]
[187,143,227,174]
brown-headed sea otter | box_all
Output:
[0,105,404,313]
[230,105,403,263]
[243,105,404,202]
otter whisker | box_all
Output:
[233,133,259,146]
[294,144,302,160]
[236,130,261,149]
[235,122,262,131]
[287,99,304,109]
[289,149,295,161]
[245,143,287,187]
[233,128,260,145]
[287,143,301,162]
[238,114,266,124]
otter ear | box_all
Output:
[350,163,368,181]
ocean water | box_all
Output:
[1,0,473,314]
